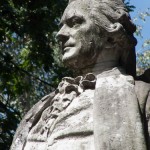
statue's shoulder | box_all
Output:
[135,80,150,111]
[136,68,150,83]
[11,74,97,150]
[10,92,55,150]
[135,69,150,144]
[135,68,150,97]
[11,73,97,150]
[135,69,150,113]
[96,67,135,88]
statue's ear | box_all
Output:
[105,23,136,77]
[104,23,125,49]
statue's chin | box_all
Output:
[62,55,95,70]
[62,56,79,69]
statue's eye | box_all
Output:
[67,16,84,27]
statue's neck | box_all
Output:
[78,46,123,76]
[80,60,119,76]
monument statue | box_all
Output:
[11,0,150,149]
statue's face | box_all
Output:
[57,0,103,68]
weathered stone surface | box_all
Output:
[136,68,150,83]
[135,81,150,148]
[11,74,96,150]
[11,68,150,150]
[94,68,147,150]
[10,93,55,150]
[11,0,150,149]
[24,89,95,150]
[56,0,137,77]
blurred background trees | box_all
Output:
[0,0,149,149]
[134,10,150,75]
[0,0,70,149]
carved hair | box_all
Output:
[69,0,137,77]
[90,1,137,76]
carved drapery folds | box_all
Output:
[27,73,96,142]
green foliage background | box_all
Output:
[0,0,70,149]
[0,0,149,150]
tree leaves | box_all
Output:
[124,1,136,12]
[0,0,68,149]
[137,50,150,75]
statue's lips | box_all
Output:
[64,47,73,51]
[62,44,74,53]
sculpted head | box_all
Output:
[57,0,137,76]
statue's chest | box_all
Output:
[24,89,95,150]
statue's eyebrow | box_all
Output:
[59,14,84,27]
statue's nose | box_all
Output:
[56,25,69,42]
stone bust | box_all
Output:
[11,0,150,150]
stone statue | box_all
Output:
[11,0,150,149]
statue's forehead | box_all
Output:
[61,0,91,22]
[69,0,124,4]
[65,0,91,12]
[68,0,90,4]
